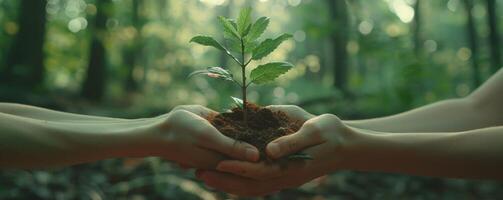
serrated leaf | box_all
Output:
[242,24,252,38]
[231,96,243,108]
[244,40,259,53]
[225,36,256,53]
[190,36,227,52]
[188,67,234,81]
[229,19,238,29]
[225,38,242,53]
[250,62,293,84]
[252,33,293,60]
[247,17,269,41]
[237,7,252,36]
[218,16,240,39]
[287,153,313,160]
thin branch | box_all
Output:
[225,50,242,66]
[244,58,252,67]
[245,81,253,88]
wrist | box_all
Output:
[335,127,385,171]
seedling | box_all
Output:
[189,7,311,160]
[189,7,293,124]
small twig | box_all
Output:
[225,50,242,66]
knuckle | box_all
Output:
[321,113,341,121]
[169,109,191,118]
[229,142,245,157]
[173,105,190,111]
[290,105,302,111]
[303,121,322,133]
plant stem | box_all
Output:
[240,38,248,124]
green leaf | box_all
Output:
[237,7,252,36]
[287,153,313,160]
[218,16,240,39]
[250,62,293,84]
[190,35,227,52]
[247,17,270,41]
[188,67,234,81]
[231,96,243,108]
[242,24,252,38]
[252,33,293,60]
[244,40,259,53]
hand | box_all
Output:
[140,105,260,169]
[196,106,356,196]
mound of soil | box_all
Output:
[207,103,303,160]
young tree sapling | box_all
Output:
[189,7,293,125]
[189,7,311,160]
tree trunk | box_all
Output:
[124,0,142,92]
[486,0,501,74]
[158,0,168,20]
[463,0,481,88]
[2,0,47,88]
[81,0,111,101]
[413,0,422,56]
[327,0,350,93]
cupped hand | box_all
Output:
[196,106,357,196]
[142,105,260,169]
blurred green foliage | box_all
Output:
[0,0,502,199]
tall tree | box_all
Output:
[463,0,481,88]
[413,0,422,56]
[486,0,501,74]
[1,0,47,88]
[81,0,111,101]
[123,0,143,92]
[327,0,350,93]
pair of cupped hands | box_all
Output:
[158,105,352,197]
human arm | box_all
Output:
[0,103,135,122]
[197,113,503,196]
[0,105,259,169]
[346,69,503,132]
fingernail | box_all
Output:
[267,142,281,158]
[245,147,259,161]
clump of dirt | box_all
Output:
[207,103,303,160]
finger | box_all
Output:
[199,170,280,197]
[171,146,225,169]
[266,105,314,122]
[197,125,260,162]
[216,160,306,180]
[168,110,259,162]
[266,120,325,159]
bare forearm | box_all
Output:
[0,113,152,169]
[345,98,502,132]
[0,103,133,122]
[344,126,503,179]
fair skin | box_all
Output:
[197,69,503,197]
[0,104,259,169]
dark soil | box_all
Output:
[207,103,303,160]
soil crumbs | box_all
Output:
[208,103,302,160]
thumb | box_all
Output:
[266,123,324,159]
